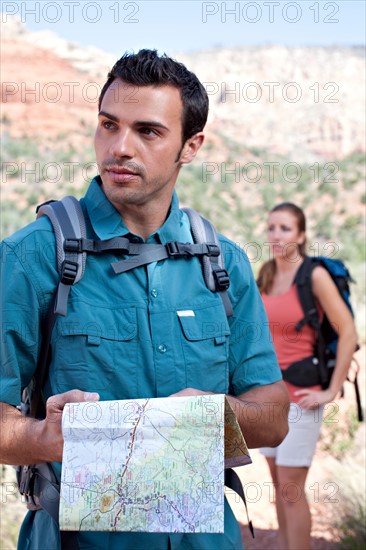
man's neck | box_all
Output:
[118,200,171,241]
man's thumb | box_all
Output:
[83,392,100,402]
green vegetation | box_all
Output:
[334,452,366,550]
[2,138,364,254]
[319,389,366,549]
[1,138,365,332]
[320,406,360,460]
[338,504,366,550]
[1,137,96,237]
[323,419,366,550]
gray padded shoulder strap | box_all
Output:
[37,196,86,315]
[37,196,87,282]
[182,207,233,317]
[182,207,223,291]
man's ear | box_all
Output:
[179,132,205,165]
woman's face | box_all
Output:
[267,210,305,261]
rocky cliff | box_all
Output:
[1,16,365,160]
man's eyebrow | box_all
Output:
[98,110,119,122]
[98,112,169,131]
[135,120,169,131]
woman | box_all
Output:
[257,202,357,550]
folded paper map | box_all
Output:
[60,394,250,533]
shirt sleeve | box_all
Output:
[1,222,56,406]
[221,238,282,396]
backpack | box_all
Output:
[16,196,254,540]
[294,255,363,422]
[21,196,233,419]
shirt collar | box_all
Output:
[83,176,129,240]
[82,176,184,243]
[153,191,182,244]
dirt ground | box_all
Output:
[230,448,345,550]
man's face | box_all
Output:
[94,79,199,213]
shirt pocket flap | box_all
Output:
[177,305,230,342]
[58,303,137,341]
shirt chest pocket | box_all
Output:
[177,304,230,393]
[52,304,137,395]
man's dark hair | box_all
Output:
[99,49,209,144]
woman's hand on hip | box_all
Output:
[294,388,335,409]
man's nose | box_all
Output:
[110,129,135,158]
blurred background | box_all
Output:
[1,1,365,548]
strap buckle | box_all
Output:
[213,269,230,291]
[17,465,35,496]
[60,260,78,285]
[166,242,187,258]
[166,242,220,258]
[64,238,83,253]
[206,244,220,257]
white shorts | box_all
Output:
[260,403,324,467]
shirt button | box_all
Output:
[151,289,158,298]
[158,344,167,354]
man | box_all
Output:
[1,49,289,550]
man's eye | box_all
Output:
[139,128,157,136]
[102,120,116,130]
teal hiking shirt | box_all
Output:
[1,176,281,550]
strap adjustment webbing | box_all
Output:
[64,237,131,254]
[112,242,221,274]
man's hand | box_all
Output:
[169,382,290,449]
[0,390,99,465]
[37,390,100,462]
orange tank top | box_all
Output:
[261,284,322,403]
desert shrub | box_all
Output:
[332,453,366,550]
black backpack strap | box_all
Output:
[182,208,233,317]
[17,293,80,547]
[28,292,59,418]
[16,464,79,548]
[60,532,79,550]
[349,357,364,422]
[294,256,320,332]
[34,465,79,549]
[36,196,87,316]
[225,468,254,538]
[294,256,329,387]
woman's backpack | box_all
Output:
[294,256,363,422]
